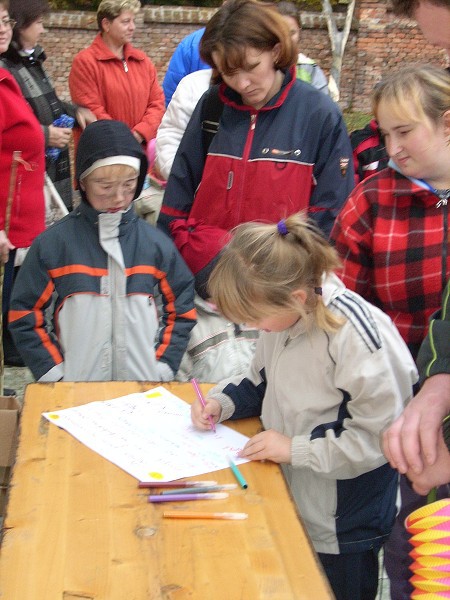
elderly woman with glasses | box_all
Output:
[0,0,46,366]
[0,0,95,212]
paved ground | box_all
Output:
[4,365,34,405]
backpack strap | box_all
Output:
[201,84,223,158]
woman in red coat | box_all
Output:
[0,0,45,364]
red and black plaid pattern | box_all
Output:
[331,168,449,359]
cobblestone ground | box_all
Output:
[4,365,34,406]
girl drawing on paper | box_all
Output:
[190,212,418,600]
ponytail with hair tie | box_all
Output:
[277,219,289,236]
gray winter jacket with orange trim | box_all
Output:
[9,201,196,382]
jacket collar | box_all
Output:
[92,32,143,62]
[388,159,443,200]
[219,65,296,113]
[76,198,138,228]
[2,42,46,65]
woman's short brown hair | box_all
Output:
[200,0,296,82]
[8,0,49,47]
[97,0,140,31]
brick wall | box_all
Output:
[40,1,448,115]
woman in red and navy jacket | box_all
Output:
[157,0,354,250]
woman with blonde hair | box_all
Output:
[332,64,450,361]
[69,0,164,151]
[331,64,450,599]
[191,211,417,600]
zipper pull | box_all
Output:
[250,114,256,130]
[122,59,128,73]
[436,198,449,208]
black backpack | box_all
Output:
[350,119,389,185]
[200,84,223,158]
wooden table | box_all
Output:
[0,382,333,599]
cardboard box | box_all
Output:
[0,394,21,468]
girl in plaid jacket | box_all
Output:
[331,64,450,600]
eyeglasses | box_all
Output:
[0,17,16,28]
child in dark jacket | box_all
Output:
[9,120,196,382]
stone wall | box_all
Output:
[40,1,448,115]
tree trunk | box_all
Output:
[322,0,356,101]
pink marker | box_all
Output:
[191,378,216,432]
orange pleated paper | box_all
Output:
[406,500,450,598]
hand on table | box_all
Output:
[238,429,291,464]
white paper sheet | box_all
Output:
[43,386,250,482]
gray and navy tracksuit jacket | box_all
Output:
[208,273,418,555]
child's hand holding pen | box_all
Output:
[238,429,292,464]
[191,396,222,430]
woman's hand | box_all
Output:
[238,429,292,464]
[75,107,97,130]
[0,230,15,264]
[48,125,72,148]
[191,396,222,430]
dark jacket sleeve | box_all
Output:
[417,280,450,383]
[309,106,355,238]
[207,347,267,421]
[223,374,267,420]
[8,240,63,380]
[157,91,208,237]
[154,232,196,373]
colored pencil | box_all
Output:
[163,511,248,520]
[191,378,216,432]
[148,492,229,503]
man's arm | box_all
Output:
[382,280,450,473]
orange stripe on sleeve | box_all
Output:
[8,309,31,323]
[179,309,197,321]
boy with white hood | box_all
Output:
[9,120,196,382]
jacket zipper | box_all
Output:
[436,195,449,293]
[234,113,257,222]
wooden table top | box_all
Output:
[0,381,333,599]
